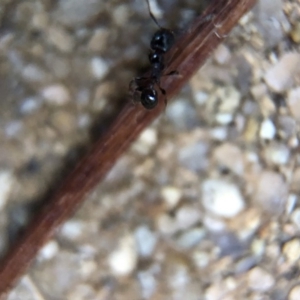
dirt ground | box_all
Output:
[1,0,300,299]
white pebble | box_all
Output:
[134,226,157,258]
[20,96,41,114]
[264,143,290,165]
[254,171,288,213]
[90,57,109,79]
[287,87,300,121]
[108,235,137,276]
[41,84,70,105]
[215,113,233,125]
[201,179,245,218]
[289,285,300,300]
[264,52,300,92]
[210,127,228,141]
[213,44,231,64]
[291,208,300,229]
[260,118,276,140]
[283,238,300,263]
[176,228,206,249]
[38,240,59,261]
[175,205,202,230]
[248,267,275,292]
[60,220,84,240]
[5,121,22,137]
[160,186,182,209]
[0,171,14,210]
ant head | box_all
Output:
[150,28,174,53]
[141,87,158,109]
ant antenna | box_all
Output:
[146,0,162,29]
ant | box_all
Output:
[131,0,175,110]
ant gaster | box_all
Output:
[132,0,175,109]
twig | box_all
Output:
[0,0,256,298]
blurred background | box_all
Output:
[0,0,300,299]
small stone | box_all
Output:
[160,186,182,209]
[41,84,71,105]
[38,240,59,261]
[213,44,231,65]
[178,142,210,172]
[47,26,75,53]
[0,171,14,210]
[137,269,157,299]
[108,235,137,276]
[210,127,228,141]
[5,121,23,138]
[175,205,202,230]
[254,171,288,213]
[264,52,300,92]
[263,143,290,165]
[259,118,276,140]
[19,96,41,114]
[248,267,275,292]
[194,91,208,105]
[291,208,300,230]
[289,285,300,300]
[156,214,178,235]
[289,22,300,44]
[51,110,76,134]
[88,28,110,53]
[287,87,300,121]
[282,238,300,263]
[212,143,244,175]
[201,179,245,218]
[21,64,50,83]
[134,226,157,258]
[133,128,157,155]
[90,57,109,80]
[176,228,206,249]
[60,220,85,240]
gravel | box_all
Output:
[1,0,300,299]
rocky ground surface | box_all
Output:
[1,0,300,299]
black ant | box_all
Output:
[131,0,175,109]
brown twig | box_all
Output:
[0,0,256,298]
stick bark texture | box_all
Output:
[0,0,256,298]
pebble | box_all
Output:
[0,171,14,210]
[41,84,71,106]
[213,44,231,65]
[201,179,245,218]
[178,142,210,172]
[194,91,208,105]
[254,171,288,213]
[88,28,110,53]
[212,143,244,175]
[90,57,109,80]
[50,110,76,134]
[166,99,199,130]
[133,128,157,155]
[60,220,85,241]
[259,118,276,140]
[264,52,300,92]
[134,226,157,258]
[5,121,23,138]
[160,186,182,209]
[287,87,300,121]
[38,240,59,261]
[138,269,157,299]
[289,22,300,44]
[291,208,300,229]
[19,96,41,114]
[248,267,275,292]
[175,205,202,230]
[209,127,228,141]
[176,228,206,249]
[263,143,290,165]
[46,26,75,53]
[108,234,138,276]
[289,285,300,300]
[282,238,300,263]
[53,0,103,27]
[21,63,50,83]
